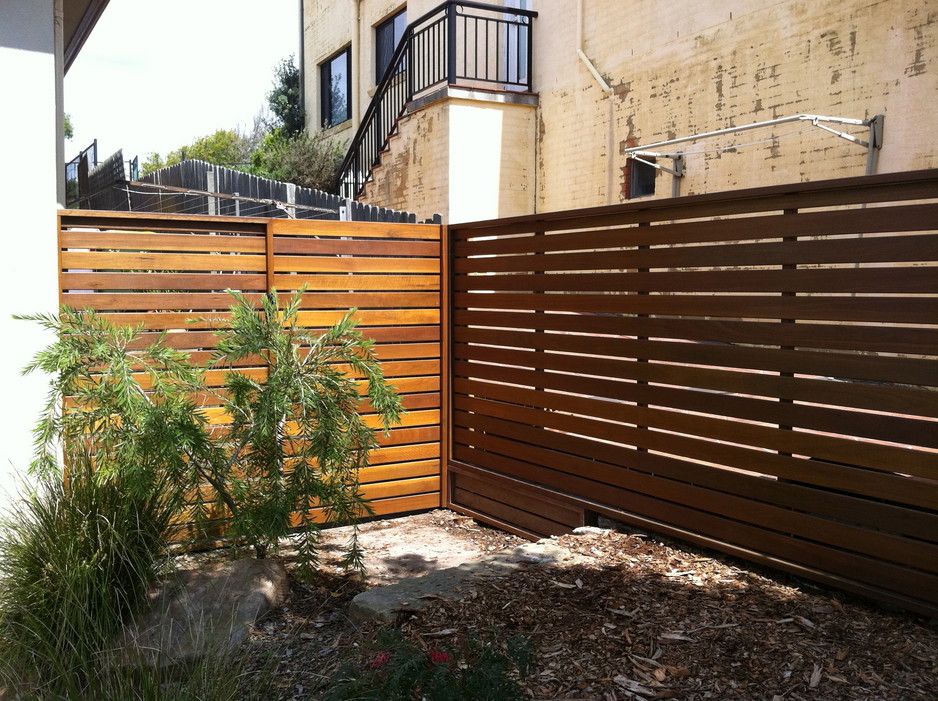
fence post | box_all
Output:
[265,219,276,294]
[206,168,216,216]
[286,183,296,219]
[340,198,353,221]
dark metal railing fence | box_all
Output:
[336,1,536,199]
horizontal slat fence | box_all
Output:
[448,169,938,615]
[58,210,444,543]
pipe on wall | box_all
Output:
[576,0,617,204]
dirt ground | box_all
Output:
[226,510,937,700]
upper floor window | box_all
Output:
[375,8,407,82]
[320,47,351,127]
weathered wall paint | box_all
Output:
[361,95,536,223]
[304,0,937,216]
[532,0,937,210]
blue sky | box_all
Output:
[65,0,300,164]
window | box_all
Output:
[629,158,657,198]
[320,48,351,127]
[375,8,407,82]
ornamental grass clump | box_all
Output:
[0,461,174,697]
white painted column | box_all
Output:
[0,0,64,507]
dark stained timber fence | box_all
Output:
[58,210,444,543]
[448,169,938,616]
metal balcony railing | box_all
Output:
[335,0,537,199]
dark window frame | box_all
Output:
[375,7,407,83]
[320,46,352,127]
[629,157,657,199]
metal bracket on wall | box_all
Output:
[628,152,685,177]
[622,113,885,179]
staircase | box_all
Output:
[335,0,537,199]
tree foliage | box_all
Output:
[137,55,345,194]
[140,129,252,176]
[64,113,74,140]
[267,55,305,138]
[19,289,403,576]
[251,129,345,193]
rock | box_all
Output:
[349,541,585,623]
[118,558,289,667]
[572,526,609,536]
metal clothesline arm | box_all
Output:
[621,113,874,155]
[622,113,884,178]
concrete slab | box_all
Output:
[349,540,586,623]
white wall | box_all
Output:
[0,0,64,507]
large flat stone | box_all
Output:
[119,558,289,667]
[349,540,584,623]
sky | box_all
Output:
[65,0,300,165]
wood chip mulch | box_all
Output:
[398,528,938,701]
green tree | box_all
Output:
[64,113,74,140]
[267,55,305,138]
[251,129,345,193]
[20,289,403,576]
[140,129,252,176]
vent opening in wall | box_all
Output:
[630,157,657,198]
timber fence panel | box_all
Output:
[58,210,443,544]
[448,169,938,616]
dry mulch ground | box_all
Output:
[236,511,938,700]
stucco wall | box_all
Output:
[532,0,938,211]
[0,0,64,507]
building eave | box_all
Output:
[63,0,109,74]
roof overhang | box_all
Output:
[63,0,109,74]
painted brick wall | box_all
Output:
[362,95,537,223]
[304,0,937,215]
[532,0,938,211]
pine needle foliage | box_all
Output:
[17,289,403,575]
[205,290,403,573]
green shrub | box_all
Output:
[18,289,403,576]
[250,129,345,192]
[0,462,173,697]
[323,627,532,701]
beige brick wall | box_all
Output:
[362,94,537,223]
[532,0,938,211]
[363,97,451,219]
[303,0,437,137]
[304,0,937,216]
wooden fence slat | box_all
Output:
[454,310,938,378]
[452,410,938,543]
[454,234,938,274]
[58,212,444,546]
[455,340,937,417]
[454,202,938,255]
[448,169,938,616]
[454,292,938,325]
[456,266,938,294]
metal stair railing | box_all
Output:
[335,0,537,199]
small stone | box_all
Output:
[573,526,608,536]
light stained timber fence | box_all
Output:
[58,210,445,543]
[448,169,938,616]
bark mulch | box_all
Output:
[242,513,938,700]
